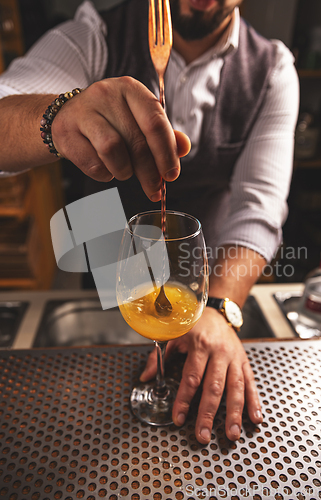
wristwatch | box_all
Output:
[207,297,243,331]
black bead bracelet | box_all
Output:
[40,88,83,157]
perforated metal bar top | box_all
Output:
[0,340,320,500]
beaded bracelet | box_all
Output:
[40,88,83,157]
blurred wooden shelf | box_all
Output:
[0,278,39,288]
[0,2,64,290]
[0,162,64,290]
[294,158,321,169]
[0,0,24,72]
[297,69,321,78]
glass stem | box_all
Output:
[154,341,168,398]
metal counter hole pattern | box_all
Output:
[0,341,320,500]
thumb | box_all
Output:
[174,130,191,158]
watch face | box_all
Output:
[225,300,243,328]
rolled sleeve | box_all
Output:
[216,40,300,263]
[0,0,108,98]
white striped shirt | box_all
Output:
[0,0,300,262]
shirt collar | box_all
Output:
[214,6,240,56]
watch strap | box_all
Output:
[206,297,225,310]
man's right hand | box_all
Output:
[51,77,190,201]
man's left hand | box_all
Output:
[140,307,263,444]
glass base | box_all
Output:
[130,378,179,426]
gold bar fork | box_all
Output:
[149,0,173,109]
[149,0,173,316]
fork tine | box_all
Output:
[163,0,172,47]
[157,0,164,46]
[149,0,172,48]
[149,0,156,47]
[149,0,172,106]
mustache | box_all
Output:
[170,0,226,40]
[170,0,225,9]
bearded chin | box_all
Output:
[170,0,226,40]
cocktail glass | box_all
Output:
[116,210,208,425]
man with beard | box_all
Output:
[0,0,299,443]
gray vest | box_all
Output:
[90,0,276,256]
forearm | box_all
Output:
[0,94,57,172]
[209,245,266,307]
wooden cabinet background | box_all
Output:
[0,0,63,289]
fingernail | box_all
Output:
[165,168,179,181]
[255,410,263,421]
[176,413,185,426]
[200,428,211,442]
[229,424,240,439]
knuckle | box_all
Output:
[86,164,112,181]
[97,135,133,180]
[231,403,244,417]
[193,334,215,354]
[119,75,136,87]
[145,110,166,135]
[87,79,123,105]
[130,135,149,158]
[229,376,245,393]
[199,409,216,422]
[207,380,224,398]
[175,399,190,412]
[228,403,244,422]
[99,134,123,157]
[85,80,107,101]
[119,75,151,96]
[197,336,212,351]
[217,342,230,356]
[185,373,202,390]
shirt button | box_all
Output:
[180,75,188,84]
[176,118,185,125]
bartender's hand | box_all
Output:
[140,307,263,444]
[51,78,191,201]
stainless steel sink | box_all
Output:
[0,301,29,348]
[32,295,273,348]
[33,300,153,347]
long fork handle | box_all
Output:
[159,75,166,234]
[159,75,165,110]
